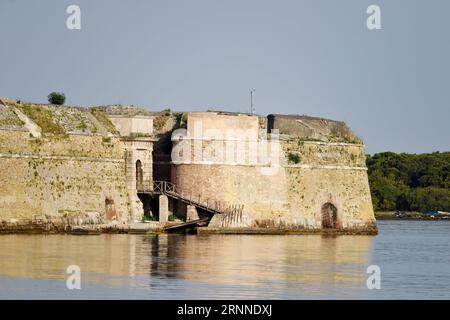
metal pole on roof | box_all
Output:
[250,89,255,115]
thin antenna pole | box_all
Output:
[250,89,255,114]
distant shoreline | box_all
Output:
[375,211,450,220]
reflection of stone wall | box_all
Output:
[0,234,153,280]
[0,233,374,294]
[153,234,374,294]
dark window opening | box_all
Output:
[136,160,143,191]
[321,202,338,229]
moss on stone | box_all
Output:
[16,103,66,136]
[77,119,88,132]
[0,105,25,127]
[0,116,25,127]
[153,114,170,131]
[90,109,119,134]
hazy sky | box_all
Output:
[1,0,449,154]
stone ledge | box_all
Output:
[0,127,28,132]
[0,220,166,235]
[128,222,165,234]
[172,161,368,171]
[0,153,124,163]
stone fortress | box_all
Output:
[0,97,377,234]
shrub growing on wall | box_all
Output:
[47,92,66,105]
[288,152,301,164]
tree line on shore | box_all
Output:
[366,152,450,212]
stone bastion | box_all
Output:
[170,112,377,234]
[0,98,376,234]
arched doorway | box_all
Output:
[136,160,143,190]
[321,202,338,229]
[105,197,116,221]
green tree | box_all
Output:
[47,92,66,105]
[367,152,450,212]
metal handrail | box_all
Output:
[151,180,244,216]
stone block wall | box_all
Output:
[0,131,132,224]
[171,136,376,233]
[0,101,141,227]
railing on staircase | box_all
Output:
[151,180,244,216]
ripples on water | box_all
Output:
[0,220,449,299]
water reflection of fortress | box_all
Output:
[0,234,374,296]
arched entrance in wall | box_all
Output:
[136,160,144,191]
[321,202,338,229]
[105,197,116,221]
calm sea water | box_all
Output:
[0,220,449,299]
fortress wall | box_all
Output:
[284,167,375,229]
[281,139,376,230]
[0,130,132,224]
[171,163,288,225]
[172,137,376,233]
[0,130,123,158]
[282,140,367,167]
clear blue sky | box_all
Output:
[1,0,449,154]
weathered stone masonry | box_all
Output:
[0,100,153,229]
[0,99,377,234]
[0,130,131,224]
[171,112,377,234]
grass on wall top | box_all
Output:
[0,105,25,127]
[90,108,119,134]
[16,103,65,136]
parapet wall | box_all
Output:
[108,115,154,137]
[268,114,362,143]
[187,112,259,140]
